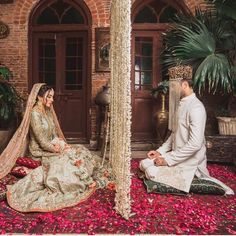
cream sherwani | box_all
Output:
[140,93,234,194]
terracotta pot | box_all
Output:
[154,94,169,142]
[95,85,110,106]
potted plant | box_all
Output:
[215,102,236,135]
[161,0,236,135]
[0,65,23,152]
[151,80,169,141]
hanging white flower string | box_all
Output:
[109,0,132,220]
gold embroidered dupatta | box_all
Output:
[0,83,65,179]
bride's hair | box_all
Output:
[37,85,53,97]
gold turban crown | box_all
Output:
[168,65,192,81]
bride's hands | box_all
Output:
[88,181,96,189]
[53,143,61,153]
[63,144,71,151]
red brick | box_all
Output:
[0,0,202,140]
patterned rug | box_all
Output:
[0,160,235,234]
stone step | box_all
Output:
[71,135,236,164]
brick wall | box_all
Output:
[0,0,204,141]
[184,0,206,12]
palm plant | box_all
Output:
[0,66,23,128]
[162,2,236,95]
[206,0,236,21]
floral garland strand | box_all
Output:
[109,0,132,220]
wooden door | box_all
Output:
[131,31,162,141]
[32,32,89,142]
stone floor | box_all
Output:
[92,150,147,159]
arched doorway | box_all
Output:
[29,0,92,143]
[131,0,188,141]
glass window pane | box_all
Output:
[134,6,157,23]
[44,72,56,87]
[66,43,77,56]
[45,44,55,57]
[159,6,177,23]
[135,41,141,56]
[77,43,83,56]
[37,8,59,25]
[77,57,83,70]
[142,43,152,56]
[141,57,152,70]
[37,1,84,25]
[135,71,140,85]
[39,59,44,71]
[77,70,83,85]
[66,58,77,70]
[39,39,55,56]
[51,0,69,17]
[65,71,82,90]
[45,58,56,71]
[39,42,43,57]
[66,71,76,85]
[141,72,152,85]
[62,7,84,24]
[39,72,44,83]
[135,57,141,70]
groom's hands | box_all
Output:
[147,150,161,159]
[147,150,168,166]
[154,157,167,166]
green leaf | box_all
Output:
[161,6,235,94]
[0,67,11,81]
[194,53,233,93]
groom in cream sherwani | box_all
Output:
[140,66,234,195]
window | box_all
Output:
[159,6,177,23]
[37,0,84,25]
[134,6,157,23]
[134,0,177,23]
[135,37,153,91]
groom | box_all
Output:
[140,66,234,195]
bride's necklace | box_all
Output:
[36,102,47,116]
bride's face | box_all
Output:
[43,89,54,108]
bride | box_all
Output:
[0,83,112,212]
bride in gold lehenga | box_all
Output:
[0,83,112,212]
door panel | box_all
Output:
[60,33,87,141]
[133,98,154,140]
[131,31,162,141]
[35,35,56,89]
[32,32,88,142]
[59,98,84,137]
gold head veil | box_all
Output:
[168,65,193,132]
[0,83,65,179]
